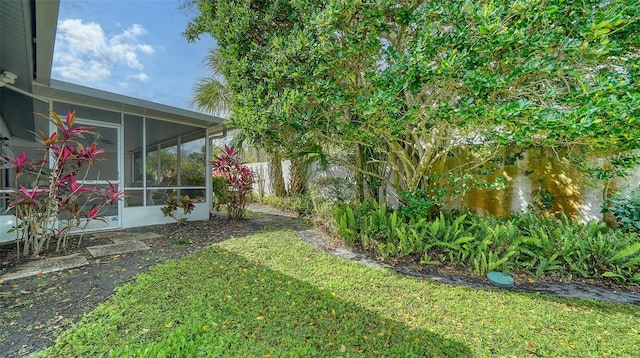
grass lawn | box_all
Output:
[39,230,640,357]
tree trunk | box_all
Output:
[268,154,287,197]
[288,157,308,195]
[355,144,365,202]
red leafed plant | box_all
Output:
[211,145,255,220]
[0,110,124,257]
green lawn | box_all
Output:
[40,230,640,357]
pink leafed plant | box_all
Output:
[0,110,124,257]
[211,145,255,220]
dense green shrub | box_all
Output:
[263,194,314,217]
[603,187,640,233]
[333,202,640,285]
[211,176,229,211]
[397,189,442,220]
[309,177,354,209]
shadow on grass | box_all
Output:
[41,246,472,357]
[215,220,640,321]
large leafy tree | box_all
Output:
[186,0,383,199]
[191,45,289,197]
[186,0,640,202]
[185,0,300,151]
[186,0,301,198]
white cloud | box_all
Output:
[128,73,150,83]
[137,44,154,55]
[53,19,154,83]
[53,52,111,81]
[57,19,106,52]
[126,24,146,37]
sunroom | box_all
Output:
[0,0,223,242]
[0,80,223,243]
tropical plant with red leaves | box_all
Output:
[0,110,124,257]
[211,145,255,220]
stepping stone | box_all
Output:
[1,254,89,281]
[87,241,150,257]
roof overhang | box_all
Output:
[34,0,60,87]
[3,0,224,136]
[34,80,224,127]
[0,0,34,93]
[0,0,58,92]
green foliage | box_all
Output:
[397,189,443,220]
[186,0,640,200]
[39,231,640,357]
[334,201,398,248]
[191,48,232,116]
[161,195,197,226]
[602,187,640,233]
[309,177,354,209]
[579,152,640,185]
[262,194,314,217]
[530,188,556,213]
[146,149,177,185]
[179,160,205,186]
[333,203,640,284]
[211,175,229,211]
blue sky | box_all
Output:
[52,0,216,112]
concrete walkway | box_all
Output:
[0,232,160,283]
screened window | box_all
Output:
[0,135,12,213]
[142,118,206,206]
[124,115,144,207]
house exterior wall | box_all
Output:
[0,0,220,243]
[122,204,209,228]
[0,115,10,140]
[0,114,16,239]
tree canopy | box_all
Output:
[186,0,640,197]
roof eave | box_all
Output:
[33,80,224,127]
[34,0,60,87]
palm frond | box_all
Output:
[206,48,225,77]
[192,77,232,115]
